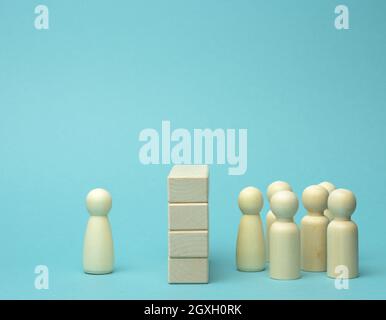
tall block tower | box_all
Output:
[167,165,209,284]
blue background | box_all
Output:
[0,0,385,299]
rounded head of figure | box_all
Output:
[302,185,329,214]
[270,190,298,220]
[86,188,112,216]
[238,186,264,215]
[328,188,356,220]
[319,181,336,194]
[267,181,292,202]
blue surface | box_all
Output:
[0,0,385,299]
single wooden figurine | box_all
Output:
[270,191,300,280]
[236,186,265,272]
[327,189,358,279]
[83,188,114,274]
[301,185,329,272]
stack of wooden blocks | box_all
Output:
[167,165,209,284]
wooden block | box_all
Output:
[169,230,208,258]
[168,165,209,203]
[168,258,208,284]
[168,203,208,230]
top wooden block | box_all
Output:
[168,165,209,203]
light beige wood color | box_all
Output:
[236,187,265,271]
[301,185,329,272]
[269,191,300,280]
[327,189,358,279]
[168,165,209,203]
[168,203,208,230]
[168,258,208,283]
[83,188,114,274]
[319,181,336,221]
[265,211,276,262]
[265,181,292,262]
[169,230,208,258]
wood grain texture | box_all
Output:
[168,230,208,258]
[168,165,209,203]
[168,203,208,230]
[168,258,208,284]
[301,214,328,272]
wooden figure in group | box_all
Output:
[327,189,359,279]
[265,181,292,262]
[83,188,114,274]
[319,181,336,221]
[269,190,300,280]
[236,186,265,272]
[301,185,329,272]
